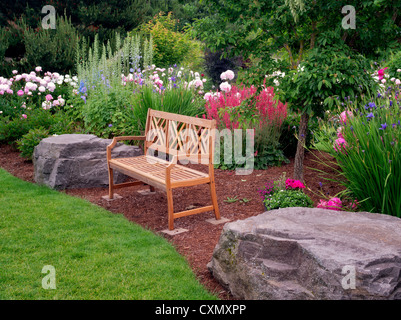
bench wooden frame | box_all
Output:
[106,108,220,230]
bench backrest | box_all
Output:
[144,109,216,163]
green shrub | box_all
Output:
[136,12,193,68]
[16,127,49,160]
[384,50,401,79]
[259,173,313,210]
[264,189,314,210]
[0,109,76,144]
[81,82,140,138]
[19,15,79,74]
[0,27,10,75]
[0,115,32,144]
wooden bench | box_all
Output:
[106,108,221,230]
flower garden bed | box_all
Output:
[0,144,345,299]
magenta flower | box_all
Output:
[378,67,388,80]
[334,138,348,153]
[337,127,344,139]
[340,111,353,124]
[17,90,24,96]
[285,179,305,190]
[45,94,53,101]
[317,197,342,211]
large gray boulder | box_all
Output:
[33,134,142,189]
[208,207,401,300]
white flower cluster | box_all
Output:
[265,70,286,86]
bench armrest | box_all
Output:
[107,136,145,160]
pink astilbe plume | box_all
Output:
[204,80,287,130]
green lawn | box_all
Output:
[0,169,217,300]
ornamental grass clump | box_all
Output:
[258,173,313,210]
[315,75,401,217]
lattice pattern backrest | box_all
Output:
[145,109,216,161]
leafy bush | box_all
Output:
[18,15,79,75]
[135,12,193,68]
[0,27,11,75]
[384,50,401,79]
[264,190,314,210]
[82,84,139,138]
[0,109,77,144]
[258,173,313,210]
[16,127,49,160]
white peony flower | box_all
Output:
[219,81,232,92]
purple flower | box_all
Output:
[366,112,374,120]
[108,124,113,127]
[379,123,387,130]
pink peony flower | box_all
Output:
[378,67,388,80]
[340,110,353,124]
[326,197,342,211]
[219,81,232,92]
[204,92,213,101]
[317,199,328,209]
[21,114,27,119]
[334,137,348,153]
[45,94,53,101]
[317,197,342,211]
[17,90,24,96]
[337,127,344,139]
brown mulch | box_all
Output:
[0,143,345,300]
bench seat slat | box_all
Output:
[109,156,209,188]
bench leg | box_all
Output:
[108,166,114,200]
[210,180,221,220]
[166,188,174,230]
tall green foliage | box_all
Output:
[135,12,192,68]
[76,33,153,88]
[314,96,401,218]
[19,15,79,74]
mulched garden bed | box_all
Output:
[0,144,345,299]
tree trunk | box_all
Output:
[293,112,309,181]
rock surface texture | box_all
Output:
[33,134,142,189]
[208,207,401,300]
